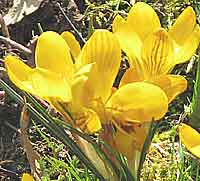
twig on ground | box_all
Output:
[0,160,14,166]
[0,167,19,178]
[0,36,32,55]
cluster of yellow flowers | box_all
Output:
[4,2,200,180]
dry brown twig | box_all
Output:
[0,13,32,56]
[0,36,32,55]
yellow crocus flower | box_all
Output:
[105,2,200,172]
[5,30,170,176]
[112,2,200,103]
[179,123,200,158]
[5,29,169,136]
[62,30,169,167]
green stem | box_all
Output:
[190,56,200,127]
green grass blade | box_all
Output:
[190,55,200,127]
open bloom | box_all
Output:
[105,2,200,169]
[5,30,170,173]
[113,2,200,103]
[179,123,200,158]
[5,29,168,134]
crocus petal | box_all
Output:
[61,31,81,60]
[112,15,142,60]
[70,74,88,111]
[174,25,200,64]
[74,63,95,77]
[31,68,72,102]
[179,123,200,158]
[85,108,102,133]
[35,31,74,80]
[5,55,72,102]
[5,55,34,92]
[75,107,102,133]
[152,75,187,103]
[81,30,121,103]
[112,2,161,61]
[141,28,175,78]
[112,123,148,159]
[113,128,135,159]
[112,15,126,33]
[169,6,196,45]
[106,82,168,122]
[127,2,161,41]
[120,67,144,87]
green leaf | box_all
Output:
[190,55,200,128]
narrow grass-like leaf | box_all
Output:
[190,55,200,127]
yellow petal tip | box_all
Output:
[179,123,200,158]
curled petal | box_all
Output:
[169,6,196,45]
[141,28,175,78]
[35,31,74,80]
[5,55,72,102]
[152,75,187,103]
[179,123,200,158]
[61,31,81,60]
[127,2,161,41]
[85,109,102,133]
[5,55,34,92]
[81,30,121,103]
[106,82,168,122]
